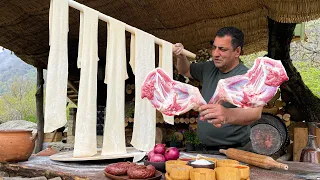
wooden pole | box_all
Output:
[68,0,196,59]
[35,68,44,153]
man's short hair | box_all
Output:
[211,27,244,51]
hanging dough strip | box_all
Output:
[68,0,196,59]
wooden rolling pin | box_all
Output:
[219,148,289,170]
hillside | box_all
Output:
[0,48,36,95]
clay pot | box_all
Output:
[0,130,37,162]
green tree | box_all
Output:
[0,76,36,122]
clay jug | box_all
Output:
[300,122,320,163]
[0,130,37,162]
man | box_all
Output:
[173,27,263,151]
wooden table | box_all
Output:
[1,154,320,180]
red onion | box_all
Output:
[153,143,166,155]
[147,150,155,161]
[164,147,180,161]
[150,154,166,162]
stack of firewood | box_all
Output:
[195,48,211,62]
[263,89,291,126]
[125,84,135,94]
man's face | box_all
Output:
[211,35,241,73]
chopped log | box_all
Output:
[125,122,128,127]
[275,100,286,108]
[179,118,185,123]
[184,118,190,124]
[128,118,134,123]
[189,117,196,124]
[174,118,180,124]
[276,114,283,119]
[125,118,129,123]
[283,114,291,121]
[159,118,164,124]
[130,84,135,90]
[126,89,132,94]
[189,124,197,130]
[262,107,278,115]
[282,114,291,126]
[174,132,183,141]
[156,127,163,144]
[267,89,280,107]
[35,68,44,153]
[126,84,131,90]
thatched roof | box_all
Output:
[0,0,319,71]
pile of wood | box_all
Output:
[262,89,291,127]
[125,84,135,94]
[195,48,211,62]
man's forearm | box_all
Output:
[226,107,263,125]
[176,55,191,76]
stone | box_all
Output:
[30,177,47,180]
[3,176,47,180]
[0,171,9,177]
[42,142,74,152]
[0,120,37,131]
[48,177,62,180]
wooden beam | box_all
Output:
[67,81,79,105]
[35,68,44,153]
[68,80,78,93]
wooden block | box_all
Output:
[156,127,163,144]
[44,132,62,142]
[293,126,320,161]
[293,127,307,161]
[189,124,197,130]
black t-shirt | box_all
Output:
[190,60,249,146]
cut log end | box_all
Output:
[280,163,289,170]
[219,149,227,155]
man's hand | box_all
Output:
[173,43,185,59]
[199,104,228,128]
[172,43,192,78]
[199,104,263,128]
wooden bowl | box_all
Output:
[187,160,215,169]
[165,160,188,172]
[143,157,166,172]
[0,130,37,163]
[215,167,241,180]
[216,159,239,167]
[190,168,216,180]
[218,164,250,180]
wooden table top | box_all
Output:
[1,154,320,180]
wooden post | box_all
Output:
[293,124,320,161]
[35,68,44,153]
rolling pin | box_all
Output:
[219,148,289,170]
